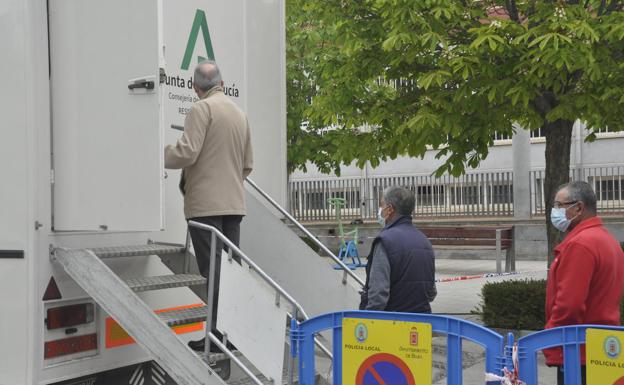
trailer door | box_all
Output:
[49,0,163,231]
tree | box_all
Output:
[287,0,624,262]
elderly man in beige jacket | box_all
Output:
[164,60,252,352]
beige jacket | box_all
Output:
[165,87,253,219]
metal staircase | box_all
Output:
[49,179,360,385]
[51,234,331,385]
[50,244,248,385]
[124,274,207,293]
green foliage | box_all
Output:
[479,279,547,330]
[286,0,624,176]
[478,279,624,330]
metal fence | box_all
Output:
[530,165,624,216]
[289,165,624,222]
[288,171,514,221]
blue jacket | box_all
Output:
[360,216,436,313]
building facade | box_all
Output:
[288,122,624,223]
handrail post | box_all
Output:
[287,309,298,385]
[208,333,265,385]
[187,221,334,365]
[183,230,191,274]
[495,229,502,274]
[204,231,217,357]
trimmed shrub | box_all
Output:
[478,279,546,330]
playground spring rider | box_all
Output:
[328,197,365,269]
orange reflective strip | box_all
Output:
[105,303,204,349]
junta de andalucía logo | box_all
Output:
[181,9,215,70]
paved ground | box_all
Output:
[352,258,548,315]
[350,258,555,384]
[433,259,548,315]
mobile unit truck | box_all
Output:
[0,0,289,383]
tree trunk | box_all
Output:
[543,119,574,265]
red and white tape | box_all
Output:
[485,343,524,385]
[436,270,546,283]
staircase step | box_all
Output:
[125,274,206,292]
[159,305,209,327]
[88,244,185,259]
[52,248,224,385]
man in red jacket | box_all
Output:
[544,181,624,385]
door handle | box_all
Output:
[128,80,155,90]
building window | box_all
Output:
[492,131,512,141]
[305,191,326,210]
[594,127,616,134]
[490,183,514,204]
[450,185,483,205]
[588,126,624,138]
[416,185,446,206]
[594,178,623,201]
[530,128,544,138]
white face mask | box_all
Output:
[550,202,579,232]
[377,207,386,227]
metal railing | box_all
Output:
[245,178,365,287]
[188,221,333,385]
[530,165,624,216]
[288,171,514,221]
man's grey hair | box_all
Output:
[383,186,415,216]
[558,181,597,213]
[194,60,222,92]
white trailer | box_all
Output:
[0,0,288,383]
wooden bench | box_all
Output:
[417,226,515,274]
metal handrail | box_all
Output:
[207,332,263,385]
[188,222,333,360]
[245,178,365,288]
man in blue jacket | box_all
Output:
[360,186,437,312]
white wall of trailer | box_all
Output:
[0,0,45,383]
[0,0,286,384]
[158,0,287,244]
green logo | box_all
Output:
[181,9,215,70]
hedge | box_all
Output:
[478,279,624,330]
[478,279,547,330]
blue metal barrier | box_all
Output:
[290,311,505,385]
[517,324,624,385]
[292,312,624,384]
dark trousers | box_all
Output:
[188,215,243,337]
[557,365,586,385]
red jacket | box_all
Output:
[544,217,624,366]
